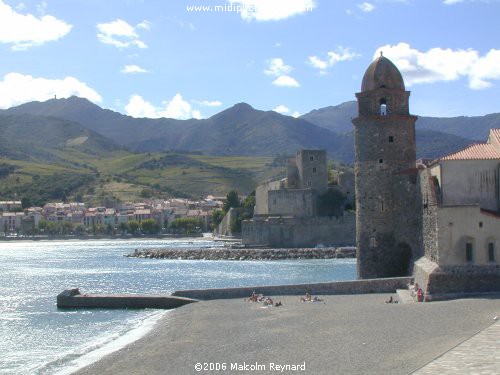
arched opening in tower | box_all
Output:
[379,98,387,115]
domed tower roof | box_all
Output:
[361,54,405,92]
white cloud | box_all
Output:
[308,47,359,73]
[96,19,148,49]
[265,58,300,87]
[264,58,292,76]
[357,2,375,12]
[228,0,316,21]
[196,100,223,107]
[125,94,157,118]
[121,64,148,74]
[292,111,300,118]
[272,75,300,87]
[308,56,328,70]
[469,49,500,89]
[0,0,72,50]
[164,94,202,119]
[443,0,464,4]
[125,94,202,119]
[137,20,151,30]
[375,42,500,90]
[273,104,289,114]
[0,72,102,109]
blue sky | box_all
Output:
[1,0,500,120]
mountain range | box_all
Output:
[3,96,493,164]
[1,96,498,203]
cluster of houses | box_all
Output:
[0,197,225,235]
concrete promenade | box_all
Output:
[75,294,500,375]
[412,319,500,374]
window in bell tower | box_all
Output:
[379,98,387,115]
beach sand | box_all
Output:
[75,294,500,375]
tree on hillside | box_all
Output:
[223,190,241,213]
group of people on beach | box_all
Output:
[299,292,323,302]
[247,291,323,306]
[247,291,282,307]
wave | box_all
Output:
[31,310,168,375]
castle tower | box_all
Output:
[352,54,420,279]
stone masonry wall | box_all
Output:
[242,212,355,248]
[419,168,439,262]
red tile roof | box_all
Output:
[440,143,500,161]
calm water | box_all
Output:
[0,238,357,374]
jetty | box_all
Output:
[56,288,198,309]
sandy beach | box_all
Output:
[74,294,500,375]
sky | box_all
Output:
[1,0,500,120]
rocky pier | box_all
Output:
[126,246,356,261]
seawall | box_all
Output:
[57,288,198,309]
[172,277,412,300]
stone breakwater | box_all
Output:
[126,247,356,261]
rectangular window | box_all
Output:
[389,136,394,143]
[307,181,312,187]
[309,156,314,161]
[312,167,317,173]
[488,243,495,262]
[466,243,473,262]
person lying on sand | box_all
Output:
[300,293,323,302]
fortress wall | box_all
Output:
[267,189,315,217]
[255,180,282,215]
[242,213,355,248]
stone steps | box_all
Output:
[396,288,416,304]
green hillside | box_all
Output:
[0,151,284,206]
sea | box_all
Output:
[0,238,357,374]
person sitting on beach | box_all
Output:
[263,297,274,306]
[410,282,419,297]
[248,291,258,302]
[416,288,424,302]
[385,296,393,304]
[275,301,282,307]
[300,292,312,302]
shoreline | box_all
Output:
[126,246,356,261]
[52,310,168,375]
[73,294,500,375]
[0,233,210,242]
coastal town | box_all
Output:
[0,197,224,236]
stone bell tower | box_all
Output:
[352,54,420,279]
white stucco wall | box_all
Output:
[436,205,499,266]
[434,159,500,211]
